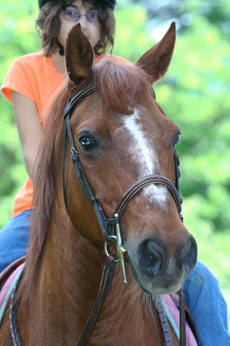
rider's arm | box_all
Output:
[12,91,43,182]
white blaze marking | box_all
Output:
[123,109,168,205]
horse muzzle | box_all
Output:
[127,234,197,294]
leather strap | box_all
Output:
[64,85,98,120]
[10,269,24,346]
[0,257,26,291]
[114,174,183,221]
[179,289,186,346]
[77,256,116,346]
[170,290,200,346]
[152,295,174,346]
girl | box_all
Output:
[0,0,229,344]
[0,0,115,271]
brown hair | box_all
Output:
[36,0,115,56]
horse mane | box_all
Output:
[17,57,153,306]
[18,83,69,305]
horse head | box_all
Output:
[61,23,197,295]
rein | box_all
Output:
[9,84,187,346]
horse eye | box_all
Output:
[78,133,98,151]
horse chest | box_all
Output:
[87,302,171,346]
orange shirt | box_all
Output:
[1,52,130,218]
[1,51,66,217]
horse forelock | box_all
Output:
[93,58,153,114]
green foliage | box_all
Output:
[0,0,39,223]
[183,195,230,289]
[0,1,229,289]
[153,16,230,289]
[156,17,230,233]
[113,5,153,61]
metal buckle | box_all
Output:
[104,213,128,284]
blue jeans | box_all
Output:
[0,210,31,273]
[184,261,230,345]
[0,210,229,345]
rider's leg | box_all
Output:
[0,209,31,273]
[184,260,230,346]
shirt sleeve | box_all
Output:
[1,57,36,103]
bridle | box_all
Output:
[9,84,187,346]
[62,84,183,280]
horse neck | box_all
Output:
[22,204,176,345]
[25,207,106,345]
[91,265,165,346]
[24,216,165,346]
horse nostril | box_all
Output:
[138,239,166,276]
[177,237,197,274]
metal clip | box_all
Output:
[104,214,128,284]
[114,213,128,284]
[70,147,79,163]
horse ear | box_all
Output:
[66,24,94,86]
[136,22,176,83]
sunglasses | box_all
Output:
[60,9,99,23]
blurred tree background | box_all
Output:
[0,0,229,288]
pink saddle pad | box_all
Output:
[161,294,198,345]
[0,263,25,324]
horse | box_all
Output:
[0,23,197,345]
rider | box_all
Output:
[0,0,229,344]
[0,0,115,271]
